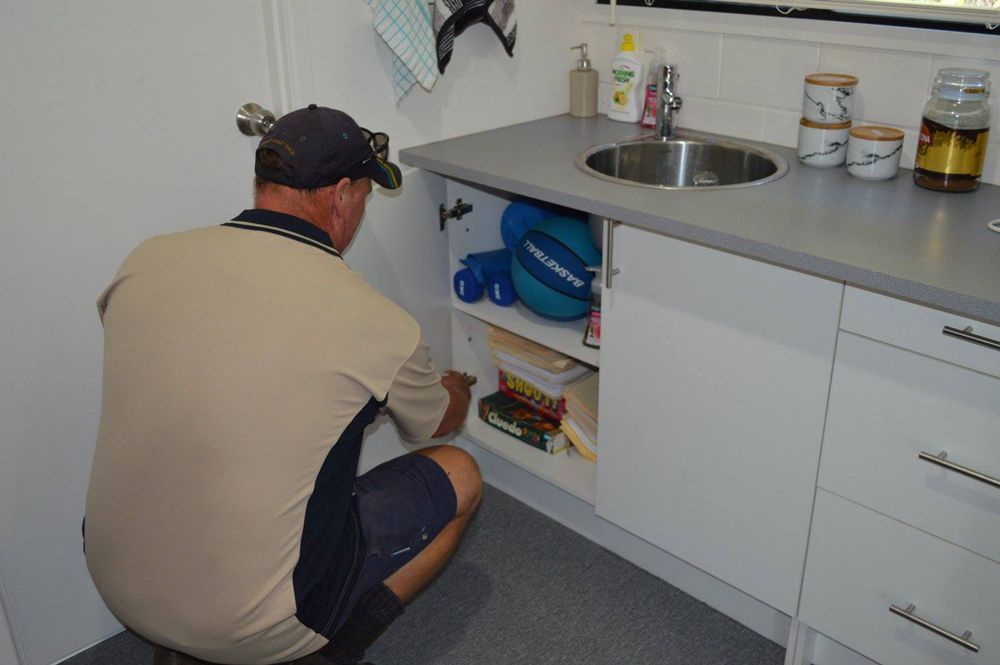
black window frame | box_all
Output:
[596,0,999,36]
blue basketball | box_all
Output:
[511,217,601,321]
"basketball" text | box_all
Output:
[522,239,586,289]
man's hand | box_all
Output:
[442,370,476,393]
[432,370,473,438]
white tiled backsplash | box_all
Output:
[578,6,1000,185]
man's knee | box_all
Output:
[416,445,482,517]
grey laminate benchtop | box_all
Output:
[400,114,1000,326]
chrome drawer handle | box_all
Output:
[602,219,622,290]
[919,451,1000,491]
[889,604,980,653]
[942,325,1000,352]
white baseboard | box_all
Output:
[47,629,127,665]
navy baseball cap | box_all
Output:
[255,104,402,190]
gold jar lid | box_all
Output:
[800,117,852,130]
[805,73,859,87]
[849,125,904,141]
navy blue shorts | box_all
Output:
[334,453,457,631]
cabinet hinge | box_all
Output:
[440,199,473,231]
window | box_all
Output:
[598,0,1000,33]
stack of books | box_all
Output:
[477,327,595,454]
[562,372,599,463]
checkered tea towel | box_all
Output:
[433,0,516,74]
[365,0,439,103]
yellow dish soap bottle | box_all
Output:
[608,34,644,123]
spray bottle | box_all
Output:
[641,48,664,129]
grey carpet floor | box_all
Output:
[65,484,786,665]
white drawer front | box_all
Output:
[841,287,1000,379]
[800,490,1000,665]
[819,333,1000,562]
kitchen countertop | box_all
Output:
[400,115,1000,327]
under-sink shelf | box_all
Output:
[462,415,597,505]
[451,296,599,368]
[451,309,598,505]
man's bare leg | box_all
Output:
[384,445,483,604]
[316,445,481,664]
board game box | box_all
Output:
[478,392,567,454]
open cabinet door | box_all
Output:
[350,169,452,472]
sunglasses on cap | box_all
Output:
[341,128,390,181]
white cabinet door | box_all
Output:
[595,224,842,615]
[354,168,451,473]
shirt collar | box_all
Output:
[223,209,341,258]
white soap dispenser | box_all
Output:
[608,33,644,123]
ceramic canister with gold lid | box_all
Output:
[798,118,852,168]
[847,126,905,180]
[802,73,858,124]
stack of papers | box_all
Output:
[488,327,580,373]
[562,373,599,462]
[488,327,594,399]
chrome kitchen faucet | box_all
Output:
[656,64,683,140]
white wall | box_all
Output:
[577,3,1000,185]
[289,0,581,151]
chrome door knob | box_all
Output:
[236,103,276,136]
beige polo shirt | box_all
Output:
[85,210,449,664]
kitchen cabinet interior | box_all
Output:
[441,178,600,504]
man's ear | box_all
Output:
[329,177,353,215]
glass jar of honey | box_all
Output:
[914,68,991,192]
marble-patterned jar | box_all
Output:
[802,73,858,124]
[847,126,905,180]
[798,118,851,167]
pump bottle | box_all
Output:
[569,44,598,118]
[608,34,644,123]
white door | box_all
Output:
[595,223,842,615]
[0,3,275,664]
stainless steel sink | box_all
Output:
[577,133,788,190]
